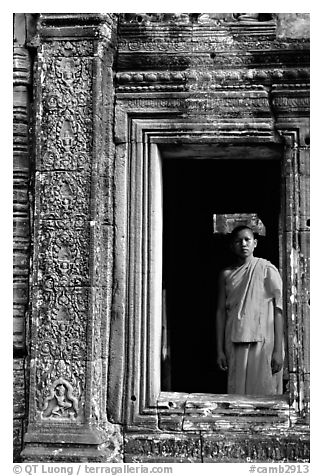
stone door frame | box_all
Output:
[108,106,309,432]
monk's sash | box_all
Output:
[226,257,268,342]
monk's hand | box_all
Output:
[217,351,228,371]
[271,350,283,374]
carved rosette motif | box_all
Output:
[32,40,94,423]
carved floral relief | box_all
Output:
[40,51,93,171]
[36,220,90,287]
[33,40,94,422]
[37,171,90,219]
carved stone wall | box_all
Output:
[14,13,309,463]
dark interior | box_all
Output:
[161,154,281,393]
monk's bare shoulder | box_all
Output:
[219,267,232,281]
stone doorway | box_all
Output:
[161,154,282,394]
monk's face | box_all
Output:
[231,228,257,259]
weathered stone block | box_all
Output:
[184,394,289,432]
[213,213,266,235]
[124,433,202,463]
[13,419,23,462]
[202,433,310,462]
[157,392,189,431]
[13,358,25,418]
[13,308,25,350]
[276,14,310,39]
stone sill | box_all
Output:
[157,392,291,432]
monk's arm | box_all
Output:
[271,304,284,374]
[216,271,228,371]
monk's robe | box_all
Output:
[224,257,283,395]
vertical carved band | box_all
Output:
[30,39,94,424]
[13,44,32,351]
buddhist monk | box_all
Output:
[216,225,284,395]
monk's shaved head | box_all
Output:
[230,225,255,241]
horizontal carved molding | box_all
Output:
[124,433,202,463]
[115,91,309,119]
[117,50,309,71]
[119,13,276,28]
[118,38,308,54]
[117,93,272,116]
[13,47,31,86]
[117,95,280,123]
[124,432,309,462]
[273,95,310,110]
[116,69,309,92]
[202,434,310,462]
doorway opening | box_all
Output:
[161,154,281,393]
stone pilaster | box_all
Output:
[13,13,36,462]
[21,14,122,462]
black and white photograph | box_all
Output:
[10,4,313,473]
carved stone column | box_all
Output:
[13,13,37,461]
[21,14,122,462]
